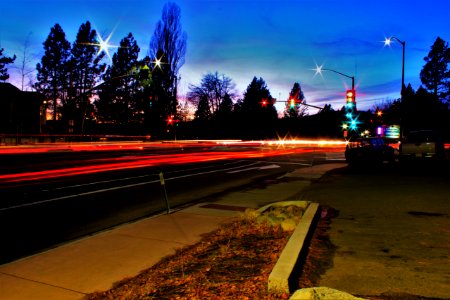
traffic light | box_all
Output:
[260,98,268,107]
[346,89,355,104]
[350,119,358,130]
[289,98,296,109]
[167,115,174,125]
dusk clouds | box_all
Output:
[1,0,450,112]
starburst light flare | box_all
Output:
[312,63,324,79]
[96,31,117,60]
[384,37,392,46]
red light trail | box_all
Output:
[0,140,346,183]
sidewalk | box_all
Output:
[0,163,345,300]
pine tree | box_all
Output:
[96,33,140,131]
[240,77,277,139]
[284,82,307,118]
[0,48,16,82]
[35,23,71,122]
[69,21,106,133]
[420,37,450,102]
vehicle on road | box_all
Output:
[345,137,396,165]
[399,130,445,161]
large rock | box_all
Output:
[290,287,367,300]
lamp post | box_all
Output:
[313,65,357,135]
[384,36,406,95]
[314,65,356,106]
[316,67,355,91]
[384,36,406,140]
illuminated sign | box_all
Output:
[385,125,400,139]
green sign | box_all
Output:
[385,125,400,139]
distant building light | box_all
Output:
[377,126,383,136]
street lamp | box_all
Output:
[384,36,406,95]
[314,65,358,135]
[314,65,355,91]
[384,36,406,140]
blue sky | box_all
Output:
[1,0,450,112]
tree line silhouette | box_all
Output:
[1,2,450,140]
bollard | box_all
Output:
[159,172,171,214]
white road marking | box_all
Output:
[226,164,280,174]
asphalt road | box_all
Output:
[300,162,450,299]
[0,146,339,264]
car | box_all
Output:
[345,137,396,165]
[399,130,445,161]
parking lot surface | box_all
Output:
[301,164,450,299]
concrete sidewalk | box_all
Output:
[0,163,345,300]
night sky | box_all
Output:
[1,0,450,112]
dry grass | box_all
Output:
[85,213,293,299]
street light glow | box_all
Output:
[95,32,117,60]
[384,37,392,46]
[312,63,324,78]
[154,58,162,69]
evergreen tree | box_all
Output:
[194,95,212,121]
[284,82,307,118]
[420,37,450,102]
[35,23,71,122]
[215,93,235,138]
[218,93,234,115]
[69,21,106,133]
[96,33,141,132]
[239,77,277,139]
[0,48,16,82]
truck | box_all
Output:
[399,130,445,161]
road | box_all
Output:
[0,142,345,264]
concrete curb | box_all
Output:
[268,202,320,294]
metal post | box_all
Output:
[159,172,171,214]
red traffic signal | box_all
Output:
[166,115,175,125]
[260,98,268,107]
[346,89,355,103]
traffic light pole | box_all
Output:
[277,100,323,111]
[321,68,354,91]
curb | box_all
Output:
[268,202,320,294]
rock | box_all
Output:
[290,287,367,300]
[281,219,297,231]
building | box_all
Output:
[0,82,45,136]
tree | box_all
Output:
[18,32,35,91]
[188,71,236,116]
[284,82,308,118]
[194,94,212,121]
[238,77,278,139]
[68,21,107,133]
[149,2,187,131]
[35,23,71,122]
[96,33,142,132]
[420,37,450,102]
[0,48,16,82]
